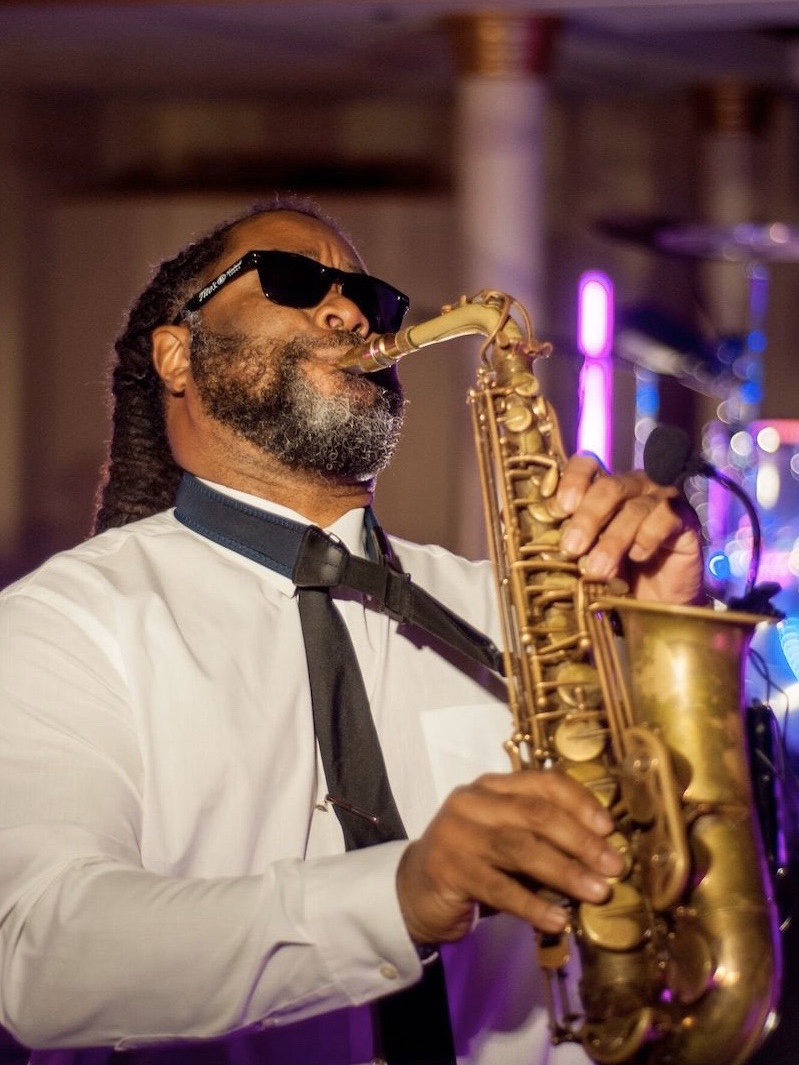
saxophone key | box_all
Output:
[579,881,649,952]
[565,761,618,811]
[537,931,572,971]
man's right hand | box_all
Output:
[395,770,625,946]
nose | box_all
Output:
[314,287,370,337]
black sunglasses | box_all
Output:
[180,250,409,335]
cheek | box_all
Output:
[205,291,315,339]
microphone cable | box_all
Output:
[643,423,779,614]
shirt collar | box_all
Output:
[196,477,369,560]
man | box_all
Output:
[0,196,703,1065]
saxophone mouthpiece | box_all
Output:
[336,334,403,374]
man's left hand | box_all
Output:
[552,454,705,605]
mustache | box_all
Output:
[303,331,363,351]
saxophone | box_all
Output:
[338,291,782,1065]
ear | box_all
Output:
[152,323,192,396]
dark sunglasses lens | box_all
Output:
[255,252,408,333]
[342,276,408,333]
[255,253,329,309]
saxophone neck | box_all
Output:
[336,290,551,375]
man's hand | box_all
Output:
[396,770,624,945]
[553,454,705,605]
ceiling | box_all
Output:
[4,1,799,100]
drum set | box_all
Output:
[601,218,799,723]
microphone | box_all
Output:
[643,424,781,614]
[643,424,713,487]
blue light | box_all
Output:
[635,379,659,417]
[778,615,799,681]
[707,551,731,581]
[747,329,767,355]
[740,379,763,405]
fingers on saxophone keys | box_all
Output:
[501,821,623,898]
[564,490,679,577]
[480,868,571,934]
[477,838,614,934]
[462,774,625,925]
[625,493,701,564]
[557,471,647,562]
[475,770,621,844]
[554,453,608,516]
[582,496,657,578]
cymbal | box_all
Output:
[597,217,799,262]
[655,223,799,262]
[595,215,677,250]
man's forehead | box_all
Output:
[224,211,363,270]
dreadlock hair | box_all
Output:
[92,194,343,534]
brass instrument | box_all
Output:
[339,291,781,1065]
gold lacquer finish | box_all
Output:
[338,293,781,1065]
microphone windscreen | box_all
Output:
[643,424,694,486]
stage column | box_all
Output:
[0,97,26,570]
[448,12,558,557]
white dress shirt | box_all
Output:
[0,483,589,1065]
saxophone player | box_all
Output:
[0,197,705,1065]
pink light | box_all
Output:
[578,361,612,463]
[576,271,614,467]
[578,272,614,359]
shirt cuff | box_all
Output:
[302,839,422,1005]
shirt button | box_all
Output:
[379,962,399,980]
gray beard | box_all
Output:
[188,324,405,481]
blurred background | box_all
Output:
[5,0,799,579]
[10,0,799,738]
[3,2,799,1061]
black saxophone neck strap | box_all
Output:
[174,472,502,674]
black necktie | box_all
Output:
[297,585,405,848]
[296,583,458,1065]
[173,474,503,1064]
